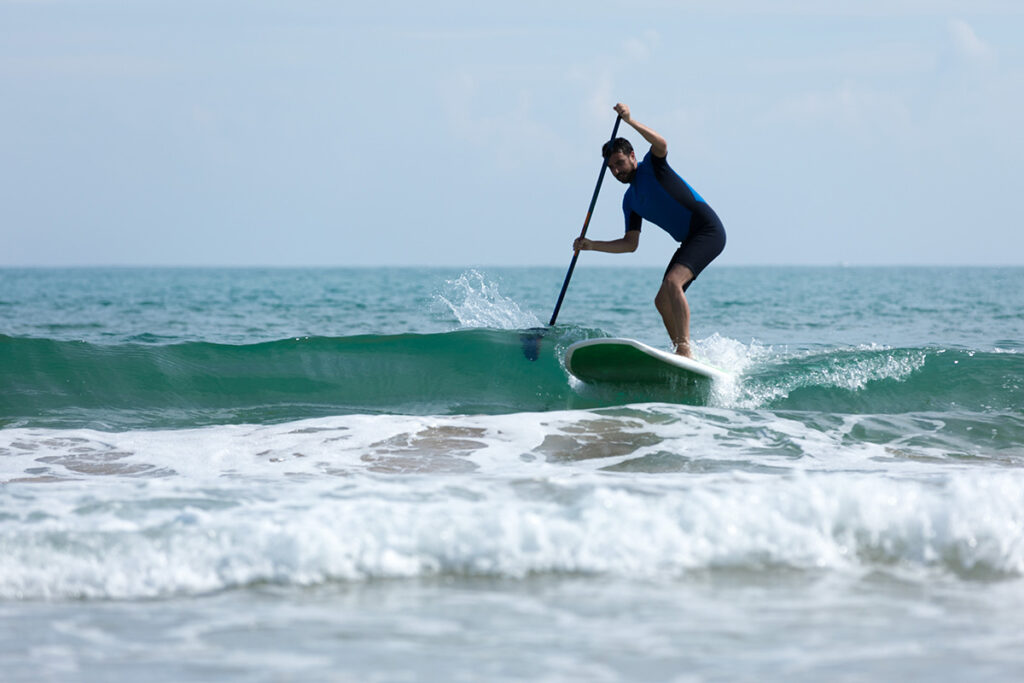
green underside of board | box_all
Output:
[568,344,714,386]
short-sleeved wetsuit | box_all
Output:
[623,151,726,290]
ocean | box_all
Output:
[2,265,1023,681]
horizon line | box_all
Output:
[2,262,1023,270]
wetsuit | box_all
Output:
[622,151,726,289]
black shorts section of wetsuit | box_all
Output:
[663,207,726,291]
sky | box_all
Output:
[2,0,1023,267]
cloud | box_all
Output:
[947,18,996,66]
[440,69,571,170]
[584,74,615,129]
[440,28,666,165]
[769,84,913,140]
[623,30,661,63]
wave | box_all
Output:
[2,469,1023,600]
[0,330,583,428]
[746,346,1024,413]
[2,333,1021,429]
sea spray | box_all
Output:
[434,270,542,330]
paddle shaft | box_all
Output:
[548,116,622,327]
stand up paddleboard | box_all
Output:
[565,338,730,385]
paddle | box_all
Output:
[549,115,622,327]
[520,115,621,361]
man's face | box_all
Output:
[607,151,637,184]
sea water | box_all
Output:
[1,266,1023,681]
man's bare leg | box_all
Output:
[654,264,694,357]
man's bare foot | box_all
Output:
[673,341,692,358]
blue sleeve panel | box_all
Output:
[622,151,718,243]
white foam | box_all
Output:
[691,333,771,407]
[0,400,999,490]
[732,345,930,409]
[2,466,1023,600]
[2,406,1023,599]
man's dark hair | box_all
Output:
[602,137,633,159]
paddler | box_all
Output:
[573,103,726,358]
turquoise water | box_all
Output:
[2,266,1023,681]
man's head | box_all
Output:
[602,137,637,184]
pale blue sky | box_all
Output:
[2,1,1022,266]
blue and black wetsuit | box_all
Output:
[623,151,726,289]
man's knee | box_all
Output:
[656,282,688,315]
[661,265,693,298]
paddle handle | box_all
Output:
[548,116,622,327]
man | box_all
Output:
[573,103,726,358]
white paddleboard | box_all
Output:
[565,338,730,385]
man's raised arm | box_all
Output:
[614,103,667,158]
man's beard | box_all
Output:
[616,168,636,184]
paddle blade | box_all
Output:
[519,329,545,361]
